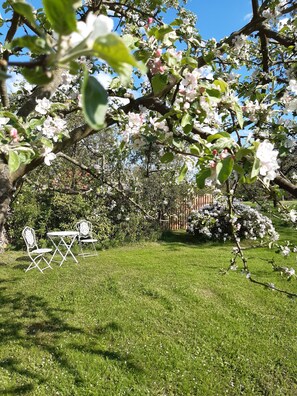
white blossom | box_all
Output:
[0,117,10,125]
[289,209,297,223]
[69,13,113,49]
[288,79,297,95]
[35,98,52,115]
[43,148,56,166]
[280,246,290,256]
[37,116,67,142]
[256,140,279,181]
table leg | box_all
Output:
[59,236,78,264]
[48,237,67,265]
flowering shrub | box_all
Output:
[187,200,279,243]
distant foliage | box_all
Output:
[8,185,161,249]
[187,200,279,243]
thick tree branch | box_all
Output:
[261,27,296,47]
[274,175,297,197]
[16,67,64,118]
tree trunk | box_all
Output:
[0,163,14,249]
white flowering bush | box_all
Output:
[187,200,279,243]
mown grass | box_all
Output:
[0,232,297,396]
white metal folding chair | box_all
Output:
[22,226,53,273]
[75,220,98,257]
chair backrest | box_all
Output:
[22,227,38,251]
[76,220,93,238]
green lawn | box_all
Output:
[1,234,297,395]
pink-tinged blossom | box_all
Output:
[256,140,279,181]
[220,149,230,159]
[167,48,182,62]
[10,128,19,143]
[147,17,153,25]
[155,48,162,58]
[123,112,145,141]
[149,58,165,75]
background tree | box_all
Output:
[0,0,296,246]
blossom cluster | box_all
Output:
[256,140,279,181]
[187,200,279,242]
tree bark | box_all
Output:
[0,163,14,248]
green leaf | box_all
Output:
[213,137,234,150]
[190,145,201,156]
[196,168,211,189]
[233,103,244,129]
[93,34,144,84]
[8,151,20,173]
[122,34,138,49]
[0,111,26,134]
[177,163,188,182]
[181,113,192,128]
[206,88,221,98]
[170,18,183,26]
[251,157,260,179]
[160,152,174,164]
[21,67,53,85]
[235,147,253,161]
[12,1,38,28]
[42,0,77,35]
[207,132,230,142]
[81,72,108,130]
[217,156,234,183]
[151,74,168,95]
[11,36,49,55]
[133,49,151,63]
[233,163,244,175]
[181,57,197,68]
[148,25,173,40]
[213,79,228,93]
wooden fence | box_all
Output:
[160,194,213,231]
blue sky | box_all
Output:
[2,0,253,42]
[186,0,253,40]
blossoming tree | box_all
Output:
[0,0,296,252]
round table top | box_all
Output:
[47,231,79,237]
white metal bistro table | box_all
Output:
[47,231,79,266]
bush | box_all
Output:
[187,200,279,243]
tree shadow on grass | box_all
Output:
[0,383,34,395]
[0,278,125,394]
[160,231,232,250]
[70,344,143,373]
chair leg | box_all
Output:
[25,257,43,273]
[42,256,53,270]
[25,254,52,273]
[78,242,98,258]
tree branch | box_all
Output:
[57,152,157,220]
[274,175,297,197]
[0,11,21,108]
